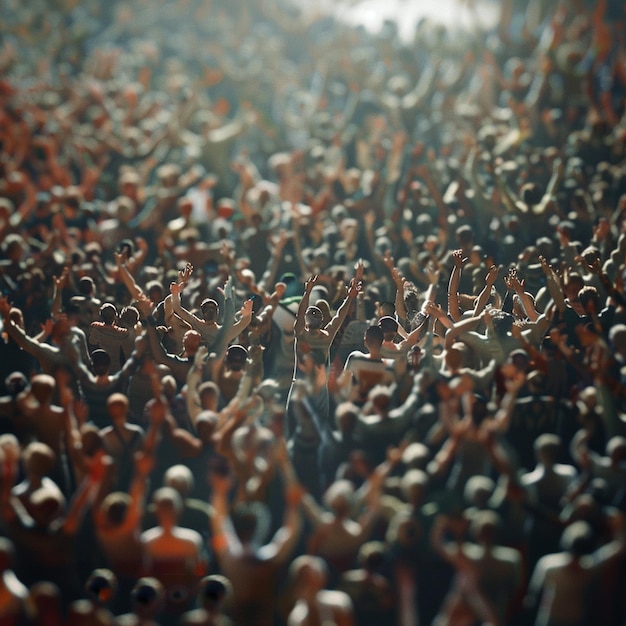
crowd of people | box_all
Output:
[1,0,626,624]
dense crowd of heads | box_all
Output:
[1,0,626,624]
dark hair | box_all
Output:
[378,316,399,333]
[364,325,384,346]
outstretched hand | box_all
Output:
[304,274,319,293]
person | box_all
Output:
[98,393,145,492]
[337,541,396,626]
[525,519,626,626]
[209,442,303,626]
[431,510,523,626]
[0,537,28,626]
[286,271,361,439]
[88,303,130,373]
[178,575,234,626]
[73,347,142,429]
[113,577,165,626]
[286,555,355,626]
[141,487,207,617]
[170,265,253,349]
[337,324,396,406]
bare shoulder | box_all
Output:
[319,589,354,612]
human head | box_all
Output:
[305,305,324,330]
[106,393,129,423]
[357,541,387,572]
[100,492,131,527]
[131,578,165,619]
[85,568,118,606]
[470,510,501,546]
[91,349,111,376]
[182,329,202,355]
[225,345,247,372]
[198,382,219,411]
[163,465,194,498]
[196,575,232,612]
[230,501,270,545]
[535,433,561,467]
[401,468,429,506]
[377,315,399,340]
[335,402,358,434]
[200,298,219,322]
[153,487,183,531]
[323,480,354,518]
[289,555,328,594]
[5,371,28,396]
[30,374,56,404]
[560,521,595,557]
[363,324,384,352]
[23,441,56,478]
[98,302,117,325]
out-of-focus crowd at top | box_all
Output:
[1,0,626,624]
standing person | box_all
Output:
[525,520,626,626]
[286,271,361,439]
[286,555,355,626]
[141,487,207,619]
[209,444,303,626]
[337,325,396,406]
[431,511,523,626]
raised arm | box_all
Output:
[539,256,566,313]
[473,264,500,315]
[448,250,467,322]
[294,275,318,335]
[325,275,361,341]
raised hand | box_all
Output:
[304,275,319,293]
[194,345,209,367]
[240,299,254,318]
[178,262,194,283]
[135,294,154,319]
[54,266,70,289]
[354,258,364,282]
[347,277,362,298]
[452,249,468,268]
[383,250,395,271]
[485,264,499,285]
[170,281,184,296]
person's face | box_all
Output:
[305,306,323,330]
[201,301,218,322]
[107,401,127,422]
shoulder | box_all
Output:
[319,589,354,613]
[175,527,204,546]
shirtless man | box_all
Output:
[338,325,396,406]
[286,272,361,438]
[209,446,303,626]
[525,519,626,626]
[287,555,355,626]
[141,487,207,616]
[170,266,253,349]
[431,510,523,626]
